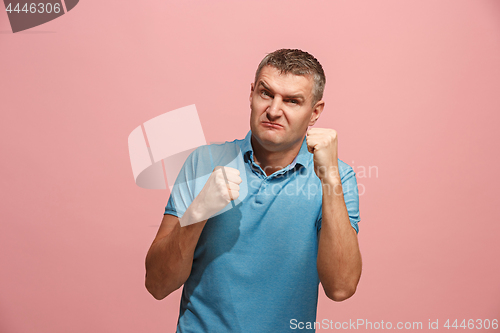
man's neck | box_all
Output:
[251,135,304,176]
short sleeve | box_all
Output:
[316,165,361,233]
[164,149,199,218]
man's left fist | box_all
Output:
[306,128,340,182]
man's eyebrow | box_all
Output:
[284,93,305,101]
[258,81,272,91]
[258,81,305,100]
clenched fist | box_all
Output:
[180,166,242,227]
[306,128,341,183]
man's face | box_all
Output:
[249,65,324,153]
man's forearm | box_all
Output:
[317,176,362,302]
[145,212,207,300]
[145,166,241,299]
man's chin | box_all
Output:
[255,130,282,144]
[254,133,291,153]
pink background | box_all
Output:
[1,0,499,332]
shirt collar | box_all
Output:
[240,130,309,171]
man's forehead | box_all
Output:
[258,65,313,81]
[256,66,314,95]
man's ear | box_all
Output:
[249,83,255,103]
[308,101,325,126]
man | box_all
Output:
[145,49,362,332]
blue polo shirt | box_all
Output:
[165,131,360,333]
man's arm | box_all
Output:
[306,128,362,302]
[145,166,241,300]
[145,213,207,300]
[317,178,362,301]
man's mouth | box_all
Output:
[261,121,283,129]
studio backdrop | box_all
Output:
[1,0,499,332]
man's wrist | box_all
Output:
[180,201,204,227]
[321,175,343,196]
[321,172,342,186]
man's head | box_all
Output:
[250,49,326,153]
[254,49,326,107]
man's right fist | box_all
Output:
[179,166,242,227]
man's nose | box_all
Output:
[266,96,283,121]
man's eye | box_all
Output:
[288,99,299,104]
[261,90,271,97]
